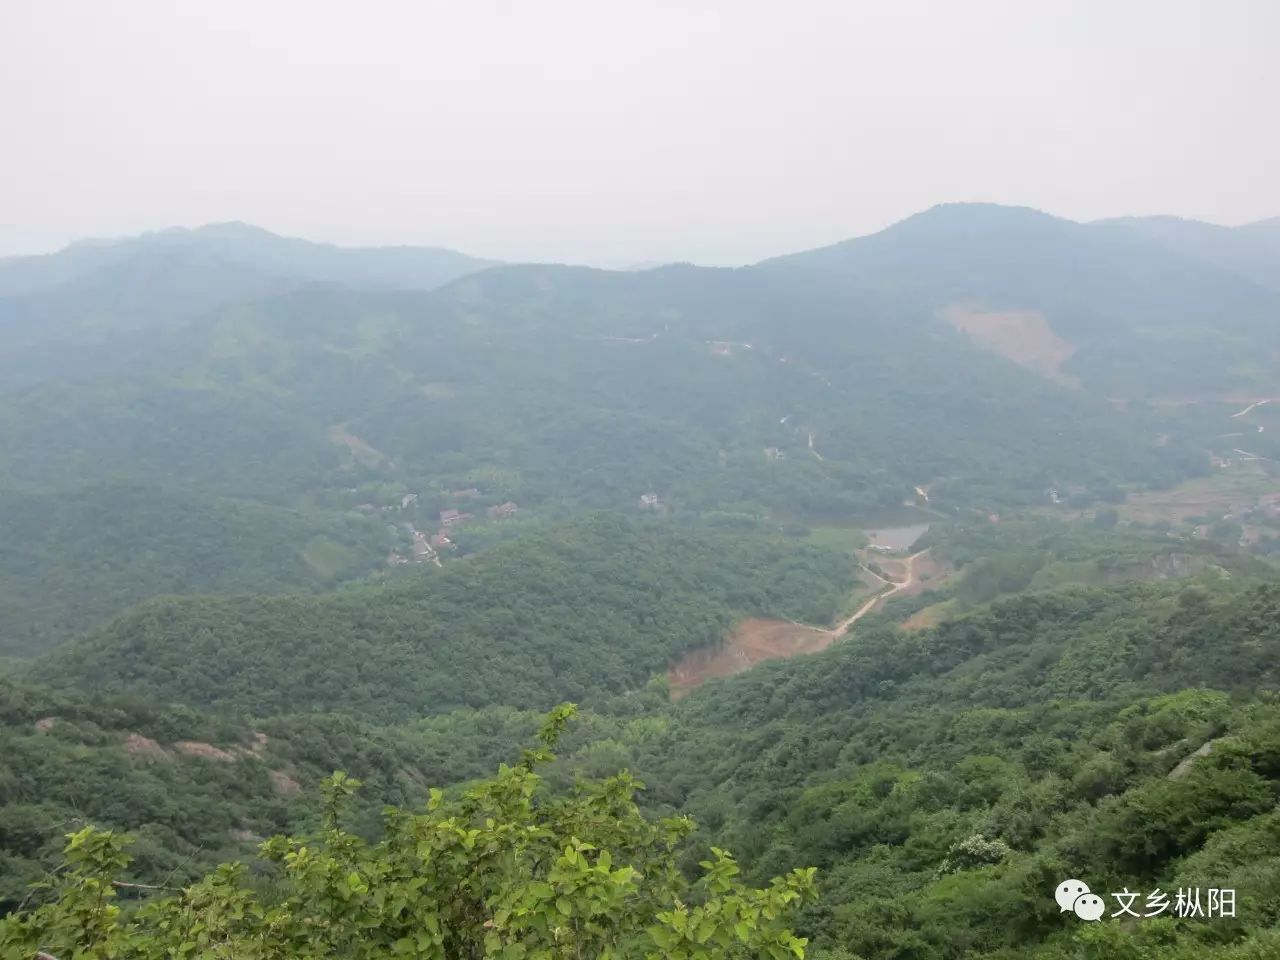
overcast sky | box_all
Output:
[2,0,1277,265]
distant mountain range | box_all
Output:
[0,223,496,389]
[1094,213,1280,292]
[0,221,496,298]
[0,203,1276,649]
[4,206,1280,959]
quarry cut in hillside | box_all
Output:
[939,303,1078,385]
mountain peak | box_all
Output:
[757,202,1071,272]
[191,221,281,240]
[887,202,1067,234]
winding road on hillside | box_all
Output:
[668,548,932,697]
[835,548,931,635]
[1231,399,1277,418]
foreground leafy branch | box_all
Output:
[0,704,816,959]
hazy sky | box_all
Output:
[2,0,1277,265]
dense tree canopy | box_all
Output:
[29,516,856,720]
[3,204,1280,960]
[0,484,391,654]
[0,707,817,960]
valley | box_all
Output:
[3,3,1278,954]
[2,205,1279,960]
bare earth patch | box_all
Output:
[667,618,834,699]
[869,556,910,583]
[903,551,953,592]
[122,733,170,761]
[1168,740,1219,781]
[668,550,938,699]
[939,304,1077,384]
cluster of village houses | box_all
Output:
[430,498,518,548]
[386,488,663,566]
[386,489,519,566]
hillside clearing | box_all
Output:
[939,303,1078,385]
[668,550,933,697]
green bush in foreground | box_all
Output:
[0,705,816,959]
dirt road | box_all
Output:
[833,549,929,635]
[667,548,931,697]
[1231,399,1277,418]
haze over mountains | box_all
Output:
[6,0,1280,949]
[0,223,496,390]
[1097,214,1280,293]
[0,221,495,297]
[4,202,1278,392]
[765,204,1280,394]
[3,201,1280,958]
[0,201,1276,655]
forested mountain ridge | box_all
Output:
[28,515,857,719]
[0,223,494,391]
[0,202,1272,659]
[0,676,444,907]
[6,564,1280,957]
[2,204,1280,957]
[498,577,1280,958]
[0,222,494,299]
[1096,214,1280,292]
[762,203,1280,396]
[0,242,1210,504]
[0,484,393,655]
[4,204,1271,514]
[7,204,1275,401]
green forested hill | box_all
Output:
[0,223,494,300]
[0,380,344,500]
[916,516,1276,611]
[391,262,1205,509]
[762,203,1280,396]
[0,224,493,391]
[3,203,1271,655]
[0,262,1208,512]
[0,678,442,908]
[6,204,1257,513]
[6,576,1280,957]
[3,206,1280,958]
[1,513,856,911]
[518,579,1280,959]
[0,484,392,654]
[1098,215,1280,293]
[31,516,856,719]
[4,205,1274,508]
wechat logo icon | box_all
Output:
[1056,879,1105,921]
